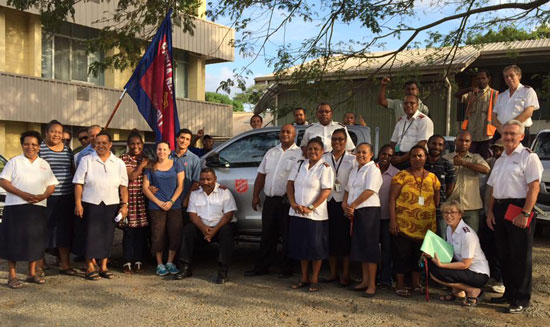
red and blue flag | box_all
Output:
[125,9,180,149]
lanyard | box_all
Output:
[413,169,425,196]
[397,118,415,145]
[331,152,344,177]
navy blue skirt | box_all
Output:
[350,207,380,263]
[0,204,47,262]
[46,194,75,249]
[328,199,351,256]
[82,202,118,260]
[288,216,328,261]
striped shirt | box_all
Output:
[39,142,74,196]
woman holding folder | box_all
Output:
[425,200,490,307]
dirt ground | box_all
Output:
[1,230,550,327]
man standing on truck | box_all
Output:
[245,124,302,278]
[378,77,429,122]
[301,103,355,153]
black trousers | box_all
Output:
[478,215,502,282]
[180,222,235,267]
[256,196,292,273]
[493,198,535,307]
[122,227,148,263]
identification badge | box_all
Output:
[395,144,400,153]
[334,180,342,192]
[418,196,425,206]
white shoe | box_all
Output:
[491,282,505,294]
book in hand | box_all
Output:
[421,230,454,264]
[504,204,534,228]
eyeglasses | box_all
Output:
[442,211,460,216]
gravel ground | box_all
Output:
[1,230,550,327]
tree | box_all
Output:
[205,92,244,111]
[466,24,550,45]
[233,84,267,111]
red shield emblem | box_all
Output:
[235,179,248,193]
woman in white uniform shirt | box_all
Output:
[73,131,129,281]
[287,137,334,292]
[425,200,490,307]
[343,143,383,297]
[0,131,58,288]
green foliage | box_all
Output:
[205,92,244,111]
[466,25,550,45]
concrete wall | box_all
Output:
[1,7,41,76]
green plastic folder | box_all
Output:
[421,230,454,263]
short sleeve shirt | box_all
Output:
[187,183,238,227]
[443,152,489,210]
[322,151,355,202]
[345,161,383,208]
[487,144,543,199]
[170,149,201,205]
[288,159,334,221]
[424,156,455,204]
[301,121,355,152]
[390,110,434,152]
[378,164,400,220]
[494,83,539,127]
[258,143,302,197]
[144,160,184,210]
[39,142,74,196]
[0,155,59,207]
[72,151,129,205]
[387,98,430,121]
[447,219,490,276]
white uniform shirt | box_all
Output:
[258,143,302,197]
[0,155,58,207]
[390,109,434,152]
[72,151,129,205]
[494,83,539,127]
[387,98,430,121]
[288,159,334,221]
[345,161,383,208]
[446,219,490,276]
[322,152,355,202]
[302,121,355,152]
[187,183,238,227]
[487,143,543,199]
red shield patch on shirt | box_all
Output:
[184,162,188,166]
[235,179,248,193]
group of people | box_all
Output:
[0,65,543,315]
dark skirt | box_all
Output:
[428,261,489,288]
[392,233,423,273]
[83,202,118,260]
[288,216,328,261]
[46,194,75,249]
[350,207,380,263]
[0,204,47,261]
[328,199,351,256]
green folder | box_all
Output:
[421,230,454,263]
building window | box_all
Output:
[174,50,188,99]
[41,23,104,86]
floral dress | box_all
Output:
[121,154,148,228]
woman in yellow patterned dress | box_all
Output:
[389,145,440,297]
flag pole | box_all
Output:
[104,88,128,130]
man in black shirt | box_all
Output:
[424,134,456,238]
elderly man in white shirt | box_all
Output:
[301,103,355,153]
[390,94,434,169]
[178,168,238,284]
[245,124,302,278]
[493,65,539,146]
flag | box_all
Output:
[125,8,180,149]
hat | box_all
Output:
[490,139,504,149]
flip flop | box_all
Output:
[8,278,23,289]
[290,281,310,289]
[395,288,412,298]
[308,283,321,292]
[99,270,114,279]
[25,275,45,284]
[85,270,100,281]
[59,268,78,276]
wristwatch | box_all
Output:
[521,210,531,217]
[120,202,128,207]
[307,205,315,211]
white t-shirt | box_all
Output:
[187,183,238,227]
[322,152,355,202]
[494,83,539,127]
[258,143,302,197]
[446,219,490,276]
[0,155,58,207]
[72,151,129,205]
[288,159,334,221]
[345,161,383,208]
[390,109,434,152]
[302,121,355,152]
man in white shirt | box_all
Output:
[177,168,238,284]
[390,94,434,169]
[301,103,355,153]
[493,65,539,146]
[293,107,309,126]
[245,124,302,278]
[378,77,430,121]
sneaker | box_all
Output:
[156,264,169,276]
[165,262,180,275]
[122,262,132,274]
[491,282,505,294]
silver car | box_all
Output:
[531,129,550,222]
[202,125,372,241]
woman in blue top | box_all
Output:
[143,141,185,276]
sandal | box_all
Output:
[463,290,484,307]
[290,281,310,289]
[122,263,132,274]
[37,268,45,278]
[85,270,100,281]
[308,283,321,292]
[413,286,425,294]
[26,275,45,284]
[99,270,114,279]
[395,288,412,298]
[59,267,78,276]
[7,278,23,289]
[133,262,143,274]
